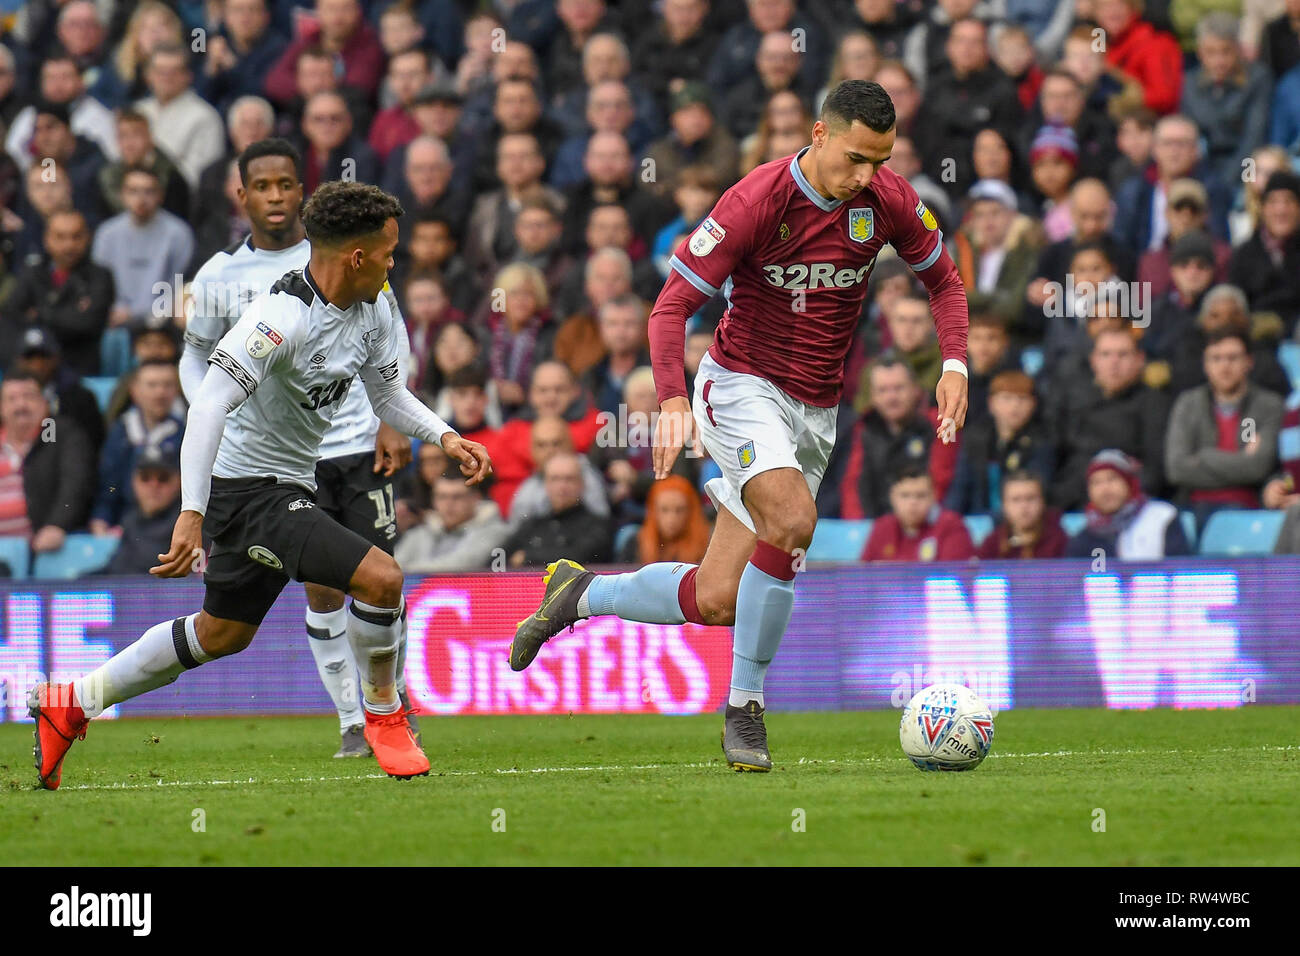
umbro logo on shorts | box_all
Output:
[288,499,314,512]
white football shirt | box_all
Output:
[187,235,405,460]
[206,266,411,490]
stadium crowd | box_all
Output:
[1,0,1300,575]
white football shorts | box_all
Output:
[691,351,838,532]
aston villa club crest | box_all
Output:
[737,440,756,468]
[848,207,873,243]
[778,222,790,241]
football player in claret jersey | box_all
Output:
[184,139,417,759]
[29,182,492,786]
[511,80,970,770]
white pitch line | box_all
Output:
[48,744,1299,793]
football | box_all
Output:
[899,684,995,771]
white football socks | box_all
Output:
[305,607,363,731]
[74,615,212,719]
[346,599,403,715]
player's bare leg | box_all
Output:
[508,506,753,672]
[345,548,428,779]
[31,612,257,789]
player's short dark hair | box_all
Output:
[302,181,404,246]
[822,79,896,134]
[1203,326,1250,354]
[890,462,930,487]
[238,137,302,185]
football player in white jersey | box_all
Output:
[183,139,416,759]
[29,182,492,785]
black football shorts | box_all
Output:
[314,451,399,555]
[201,476,375,625]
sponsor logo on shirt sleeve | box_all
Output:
[246,321,283,359]
[689,216,726,257]
[916,199,938,231]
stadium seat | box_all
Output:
[0,536,31,579]
[614,523,639,558]
[806,519,872,562]
[1061,512,1087,537]
[963,514,994,546]
[1279,342,1300,392]
[1020,346,1044,378]
[32,534,120,579]
[1179,511,1197,550]
[83,377,118,413]
[1197,510,1284,556]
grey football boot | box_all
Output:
[334,724,372,758]
[722,701,772,771]
[510,559,595,671]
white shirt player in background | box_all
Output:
[29,181,492,787]
[183,141,417,757]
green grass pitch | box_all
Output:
[2,707,1297,866]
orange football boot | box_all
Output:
[364,706,429,779]
[28,683,89,790]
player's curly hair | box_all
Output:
[821,79,896,134]
[302,181,404,245]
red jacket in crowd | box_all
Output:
[264,19,385,105]
[862,508,975,562]
[975,510,1069,559]
[484,404,603,514]
[1105,17,1183,114]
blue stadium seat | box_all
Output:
[1020,346,1045,378]
[82,377,118,413]
[963,514,994,545]
[32,534,120,579]
[0,535,30,579]
[1197,510,1284,556]
[1179,510,1197,550]
[1061,512,1087,537]
[1279,342,1300,392]
[614,523,639,558]
[807,519,872,562]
